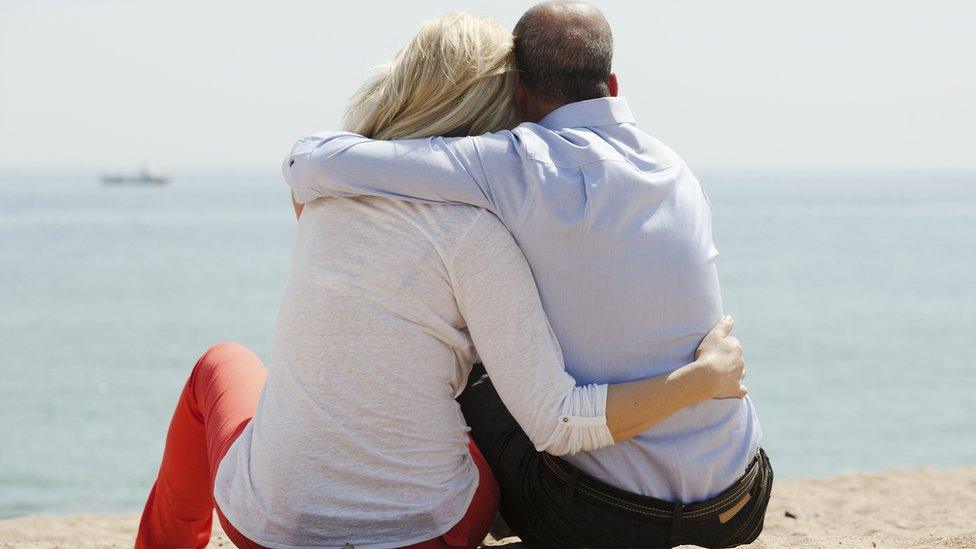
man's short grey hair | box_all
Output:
[514,1,613,105]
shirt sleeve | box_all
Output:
[282,131,523,214]
[449,211,615,456]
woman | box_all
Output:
[136,13,747,549]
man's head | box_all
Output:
[513,1,616,122]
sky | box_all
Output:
[1,0,974,174]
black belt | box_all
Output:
[541,448,763,529]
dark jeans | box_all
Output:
[457,364,773,549]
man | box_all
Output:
[284,2,770,547]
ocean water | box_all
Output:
[0,171,974,519]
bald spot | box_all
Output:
[519,1,611,38]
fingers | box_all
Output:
[726,385,748,399]
[714,386,748,400]
[710,315,735,338]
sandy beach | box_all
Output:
[1,465,973,548]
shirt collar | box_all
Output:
[537,97,636,130]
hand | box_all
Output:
[694,315,748,399]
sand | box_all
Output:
[2,465,974,548]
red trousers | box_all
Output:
[136,342,500,549]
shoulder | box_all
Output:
[460,130,523,162]
[507,123,630,170]
[390,203,521,285]
[394,202,495,250]
[638,131,688,169]
[451,208,520,265]
[438,206,511,249]
[508,122,689,173]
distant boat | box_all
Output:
[101,167,169,185]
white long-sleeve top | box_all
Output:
[214,197,614,549]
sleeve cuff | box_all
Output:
[281,131,358,203]
[539,383,615,455]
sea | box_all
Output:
[1,171,974,519]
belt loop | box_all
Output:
[670,502,684,544]
[563,468,580,502]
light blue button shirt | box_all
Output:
[285,97,761,503]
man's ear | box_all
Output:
[607,73,618,97]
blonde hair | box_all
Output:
[343,13,518,140]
